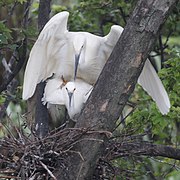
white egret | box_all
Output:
[42,77,93,120]
[22,11,124,100]
[23,11,170,115]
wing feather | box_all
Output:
[22,11,69,100]
[138,59,170,114]
[105,25,124,46]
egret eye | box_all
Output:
[73,88,76,92]
[65,87,68,91]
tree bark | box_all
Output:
[55,0,179,179]
[38,0,52,31]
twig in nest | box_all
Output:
[39,161,57,180]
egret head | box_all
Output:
[73,35,86,80]
[65,82,76,109]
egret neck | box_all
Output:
[73,35,86,80]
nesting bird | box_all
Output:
[22,11,124,100]
[23,11,170,118]
[42,77,93,120]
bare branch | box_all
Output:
[0,0,31,93]
[107,141,180,161]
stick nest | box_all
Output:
[0,127,115,179]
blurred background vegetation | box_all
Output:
[0,0,179,179]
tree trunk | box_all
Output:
[55,0,179,179]
[33,0,52,138]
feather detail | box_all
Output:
[138,59,170,114]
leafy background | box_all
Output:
[0,0,179,179]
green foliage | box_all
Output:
[163,4,180,37]
[17,0,27,4]
[118,47,180,179]
[0,0,179,179]
[0,94,6,105]
[0,0,27,6]
[51,4,68,13]
[128,48,180,144]
[31,1,39,16]
[0,0,14,6]
[51,0,136,35]
[0,21,19,53]
[0,21,12,44]
[166,170,180,180]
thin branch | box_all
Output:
[107,141,180,161]
[0,79,18,119]
[118,6,128,24]
[39,161,57,180]
[158,34,165,64]
[0,0,31,93]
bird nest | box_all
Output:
[0,126,115,179]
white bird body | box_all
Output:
[42,78,93,119]
[23,11,170,115]
[69,26,124,84]
[70,31,110,84]
[22,11,123,100]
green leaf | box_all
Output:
[17,0,27,4]
[0,21,12,43]
[0,33,8,44]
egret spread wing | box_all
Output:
[105,25,124,46]
[22,11,69,100]
[138,59,170,114]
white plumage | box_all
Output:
[138,59,170,114]
[23,11,170,116]
[22,11,123,100]
[42,78,93,120]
